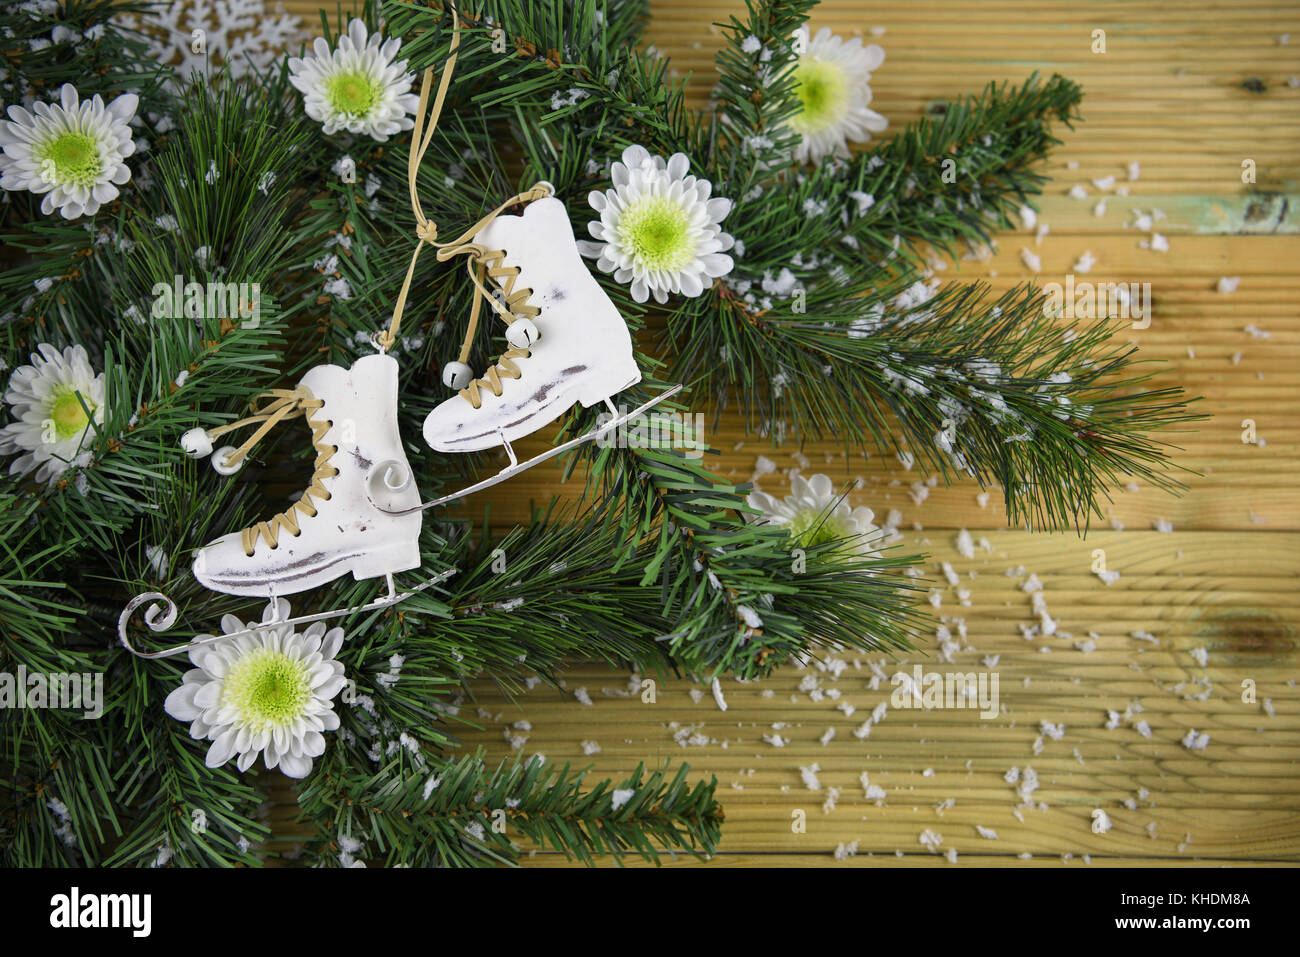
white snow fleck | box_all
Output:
[919,829,943,853]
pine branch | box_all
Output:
[296,750,722,866]
[838,73,1084,268]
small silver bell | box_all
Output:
[442,361,473,390]
[180,427,213,459]
[506,317,540,350]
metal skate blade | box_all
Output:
[375,383,685,515]
[118,568,458,659]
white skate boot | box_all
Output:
[180,353,423,598]
[423,193,643,453]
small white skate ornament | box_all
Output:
[118,351,459,657]
[366,3,677,471]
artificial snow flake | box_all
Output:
[288,19,419,141]
[788,26,887,165]
[747,472,883,560]
[577,145,735,304]
[0,343,105,483]
[0,84,138,218]
[163,599,348,778]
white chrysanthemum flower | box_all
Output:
[0,343,106,483]
[577,145,735,304]
[788,26,887,166]
[287,19,418,141]
[164,599,347,778]
[748,472,883,559]
[0,84,138,218]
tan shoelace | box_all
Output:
[204,388,340,555]
[378,1,551,408]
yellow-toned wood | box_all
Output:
[256,0,1299,865]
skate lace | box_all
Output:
[374,0,549,409]
[204,388,340,556]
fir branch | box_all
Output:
[296,750,722,866]
[839,73,1084,267]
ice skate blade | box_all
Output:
[380,383,684,515]
[193,539,423,598]
[118,568,457,660]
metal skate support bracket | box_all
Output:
[499,431,518,471]
[118,568,457,660]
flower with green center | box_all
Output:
[326,70,381,118]
[288,19,419,141]
[617,196,696,273]
[578,145,736,304]
[225,648,314,730]
[165,599,348,778]
[38,131,103,187]
[0,343,106,484]
[788,26,888,166]
[48,389,92,441]
[748,472,885,562]
[0,84,138,218]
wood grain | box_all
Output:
[256,0,1299,865]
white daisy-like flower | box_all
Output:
[788,26,888,166]
[164,599,347,779]
[748,472,883,559]
[577,145,735,304]
[287,19,419,141]
[0,343,106,483]
[0,84,138,218]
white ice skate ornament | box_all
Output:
[361,2,679,497]
[422,195,643,453]
[184,353,422,597]
[118,352,457,659]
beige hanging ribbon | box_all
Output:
[377,2,552,366]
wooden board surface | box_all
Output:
[263,0,1300,865]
